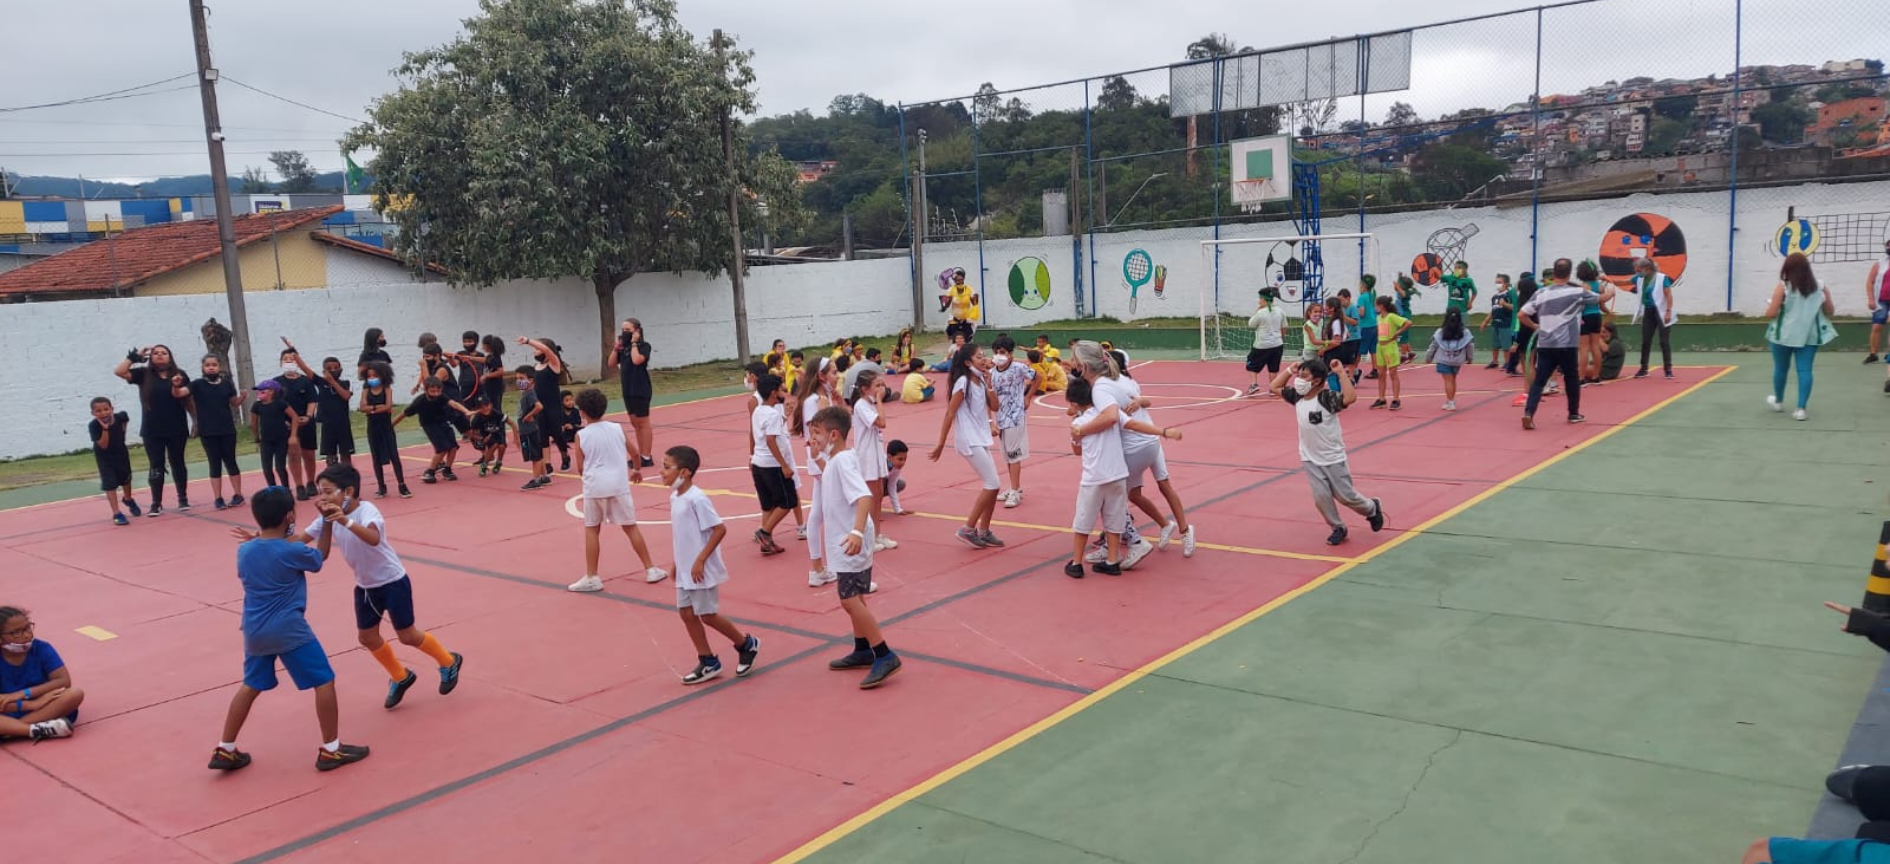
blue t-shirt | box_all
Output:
[238,538,325,657]
[0,640,66,700]
[1344,304,1363,342]
[1358,291,1380,330]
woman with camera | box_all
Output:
[612,317,655,467]
[113,344,193,515]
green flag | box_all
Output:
[344,152,365,195]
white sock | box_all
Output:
[323,739,340,753]
[219,741,237,750]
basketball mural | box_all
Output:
[1007,256,1053,311]
[1598,212,1687,288]
[1408,223,1478,286]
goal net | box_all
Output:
[1198,232,1380,362]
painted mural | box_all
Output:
[1598,212,1688,288]
[1007,256,1052,311]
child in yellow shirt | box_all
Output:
[1030,349,1067,393]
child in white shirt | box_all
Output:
[566,389,668,593]
[663,445,759,685]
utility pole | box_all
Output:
[910,128,928,334]
[191,0,257,407]
[1070,147,1085,318]
[714,29,751,365]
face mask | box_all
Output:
[378,339,388,348]
[743,379,756,391]
[281,364,299,376]
[1,640,29,654]
[516,380,530,390]
[671,476,687,491]
[367,378,382,388]
[994,354,1011,368]
[1292,378,1313,396]
[534,353,546,363]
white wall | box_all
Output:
[7,179,1886,460]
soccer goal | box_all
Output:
[1197,232,1381,362]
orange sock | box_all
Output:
[369,643,408,681]
[416,632,456,668]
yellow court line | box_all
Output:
[74,625,117,641]
[769,364,1737,864]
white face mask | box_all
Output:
[671,476,687,491]
[281,364,300,376]
[1,640,30,654]
[744,378,756,391]
[1292,378,1314,396]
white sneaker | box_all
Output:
[1766,394,1783,412]
[796,525,807,540]
[28,718,72,740]
[1794,408,1807,421]
[869,581,880,594]
[874,536,899,552]
[645,567,670,584]
[808,570,837,587]
[1001,490,1020,508]
[1443,400,1456,411]
[1085,543,1108,564]
[1181,526,1197,558]
[1121,538,1155,571]
[1158,521,1177,550]
[567,575,605,593]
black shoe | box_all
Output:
[1633,368,1649,379]
[176,499,192,512]
[384,670,418,709]
[398,485,413,498]
[1367,499,1386,532]
[640,456,654,468]
[859,653,902,689]
[1325,526,1348,546]
[828,649,875,670]
[1866,354,1881,364]
[560,456,571,471]
[1092,561,1122,576]
[214,497,228,510]
[1568,414,1586,424]
[421,470,438,485]
[227,494,243,507]
[682,657,723,685]
[296,486,311,501]
[1664,370,1675,380]
[125,498,142,517]
[208,746,252,771]
[375,488,388,499]
[1827,765,1870,801]
[146,504,164,518]
[315,743,370,772]
[1064,561,1086,579]
[441,468,459,482]
[735,636,761,677]
[439,652,464,695]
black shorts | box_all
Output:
[517,425,544,462]
[1245,346,1284,374]
[353,575,416,631]
[1580,314,1602,335]
[837,568,873,600]
[1514,328,1535,349]
[320,422,355,461]
[624,396,651,418]
[421,421,457,454]
[751,464,797,512]
[294,423,317,450]
[96,459,132,492]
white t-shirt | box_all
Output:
[1071,405,1129,486]
[309,500,406,589]
[750,403,789,468]
[852,397,883,457]
[1249,305,1287,350]
[951,375,993,455]
[669,485,728,590]
[818,449,875,573]
[801,392,825,476]
[1285,388,1348,466]
[1114,375,1159,454]
[576,421,631,497]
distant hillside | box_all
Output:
[4,172,347,199]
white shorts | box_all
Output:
[582,493,637,527]
[1124,443,1169,489]
[999,424,1030,464]
[676,586,720,616]
[961,446,1001,491]
[806,475,825,563]
[1072,479,1130,534]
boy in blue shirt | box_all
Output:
[209,486,369,773]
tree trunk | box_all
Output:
[594,271,622,380]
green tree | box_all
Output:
[1645,116,1689,154]
[1409,142,1508,201]
[1751,98,1813,143]
[1097,76,1139,112]
[1653,93,1697,121]
[1384,101,1420,129]
[1186,33,1243,60]
[346,0,804,368]
[238,165,273,194]
[268,151,319,193]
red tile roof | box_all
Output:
[308,231,447,275]
[0,205,343,300]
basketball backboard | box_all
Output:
[1230,135,1292,211]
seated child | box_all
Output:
[900,359,935,404]
[0,605,84,741]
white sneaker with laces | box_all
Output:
[808,570,838,587]
[1085,544,1108,564]
[1121,539,1155,570]
[1158,521,1177,550]
[1181,526,1197,558]
[1766,394,1783,412]
[29,718,73,740]
[796,525,807,540]
[1794,408,1807,421]
[1001,490,1019,508]
[645,567,670,584]
[567,575,604,593]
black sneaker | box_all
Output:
[439,652,464,695]
[682,657,723,685]
[1866,354,1881,365]
[560,456,571,471]
[384,670,417,709]
[227,494,243,508]
[829,649,875,670]
[375,488,388,499]
[177,499,192,513]
[1368,499,1386,532]
[859,653,902,689]
[421,470,438,485]
[1633,368,1649,379]
[441,468,459,482]
[208,746,251,771]
[296,486,311,501]
[640,456,654,468]
[398,485,413,499]
[315,743,370,772]
[146,504,163,518]
[1664,370,1675,380]
[1567,414,1586,424]
[1326,526,1348,546]
[1064,561,1086,579]
[1092,561,1122,576]
[215,497,228,510]
[125,498,142,517]
[735,636,760,676]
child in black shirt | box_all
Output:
[465,396,515,476]
[307,356,355,467]
[88,397,141,525]
[249,380,299,489]
[357,362,409,499]
[393,377,473,484]
[187,355,245,510]
[553,390,581,471]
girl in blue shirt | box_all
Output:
[0,605,84,741]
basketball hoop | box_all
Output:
[1234,179,1274,214]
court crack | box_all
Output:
[1336,729,1462,864]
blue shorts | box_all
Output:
[1767,837,1890,864]
[354,575,418,631]
[1436,363,1460,376]
[1359,330,1379,358]
[1490,326,1513,351]
[1874,301,1890,326]
[243,639,335,692]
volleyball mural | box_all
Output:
[1761,208,1890,262]
[1598,212,1688,288]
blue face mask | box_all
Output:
[516,379,530,390]
[366,378,382,388]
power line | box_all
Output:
[0,116,350,134]
[0,74,196,113]
[221,77,366,124]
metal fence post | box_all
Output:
[1725,0,1743,312]
[1530,7,1544,273]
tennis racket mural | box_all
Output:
[1121,249,1166,313]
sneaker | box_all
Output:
[567,575,605,593]
[1664,370,1675,380]
[1484,362,1499,370]
[1368,499,1386,532]
[759,536,784,556]
[375,488,388,499]
[1364,370,1379,380]
[1245,384,1261,396]
[146,504,163,518]
[439,652,464,695]
[956,527,988,549]
[735,636,761,676]
[441,468,459,482]
[1633,368,1649,379]
[979,530,1005,548]
[478,463,488,477]
[752,528,770,545]
[421,470,438,485]
[829,649,875,670]
[112,512,129,526]
[28,718,72,741]
[807,570,837,587]
[1121,538,1155,570]
[1442,400,1456,411]
[1389,400,1402,411]
[796,526,808,540]
[1567,414,1586,424]
[177,499,192,513]
[646,567,671,584]
[125,498,142,517]
[1002,490,1020,509]
[1181,526,1197,558]
[1766,394,1783,413]
[1085,544,1108,564]
[1326,526,1348,546]
[296,486,311,501]
[214,497,227,510]
[1521,415,1535,430]
[561,456,572,471]
[1794,408,1808,422]
[868,581,880,594]
[682,658,723,685]
[1064,561,1086,579]
[859,652,902,689]
[1158,521,1177,550]
[641,456,655,468]
[1866,354,1881,364]
[384,670,418,709]
[227,494,243,508]
[315,743,371,772]
[1546,383,1561,395]
[207,746,251,771]
[1369,399,1387,410]
[1827,765,1872,801]
[1092,560,1122,576]
[876,535,899,551]
[398,485,413,499]
[520,476,543,490]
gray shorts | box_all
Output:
[999,424,1030,464]
[1072,479,1130,533]
[1124,443,1169,489]
[676,586,720,616]
[836,569,874,600]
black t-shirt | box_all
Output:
[187,377,239,437]
[274,374,317,419]
[472,412,508,442]
[533,366,562,422]
[89,411,133,471]
[480,354,506,410]
[617,340,652,400]
[128,367,191,438]
[1515,283,1540,331]
[402,392,455,426]
[457,350,482,397]
[517,390,541,434]
[358,348,391,370]
[253,400,292,443]
[313,376,352,429]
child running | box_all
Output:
[1271,359,1386,546]
[357,362,411,499]
[849,369,897,551]
[748,374,798,556]
[211,487,368,772]
[928,341,1004,549]
[567,389,668,592]
[1369,295,1412,410]
[989,336,1036,508]
[1426,308,1476,411]
[810,406,901,689]
[663,445,761,685]
[88,398,142,525]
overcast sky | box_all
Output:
[0,0,1873,181]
